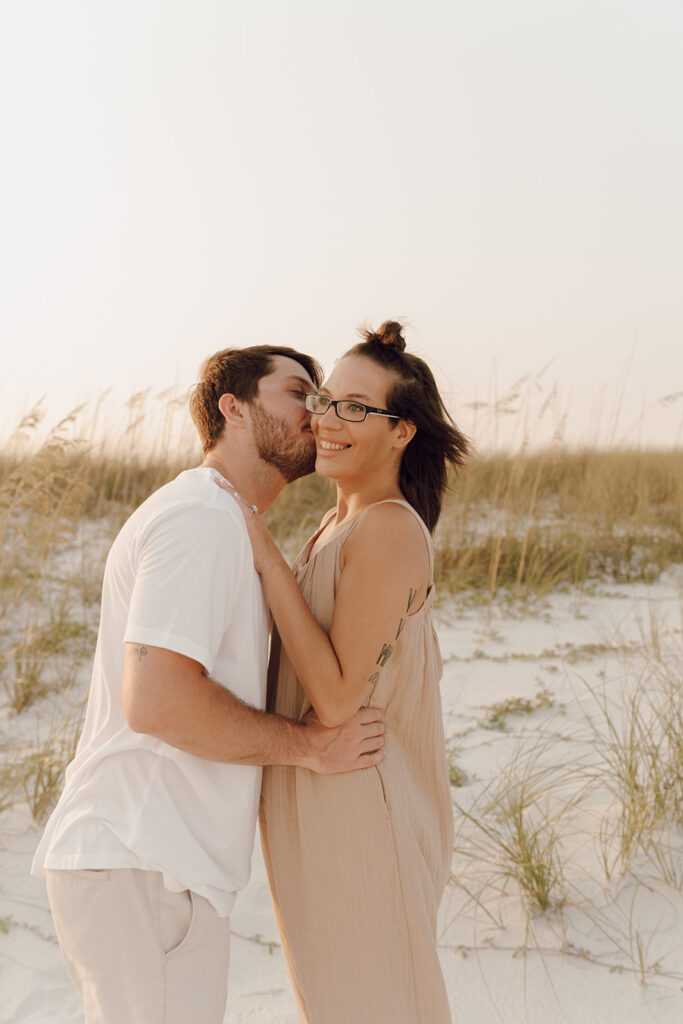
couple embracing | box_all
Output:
[32,320,468,1023]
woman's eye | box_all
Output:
[348,403,365,414]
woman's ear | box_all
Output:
[218,393,247,428]
[393,418,417,450]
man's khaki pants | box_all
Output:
[46,868,231,1024]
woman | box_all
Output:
[238,322,468,1023]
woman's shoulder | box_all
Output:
[361,498,429,532]
[345,500,431,562]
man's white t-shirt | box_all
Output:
[32,467,269,917]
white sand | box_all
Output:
[2,572,682,1023]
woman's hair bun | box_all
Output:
[361,320,407,352]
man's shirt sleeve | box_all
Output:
[123,502,245,674]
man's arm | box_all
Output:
[121,643,385,774]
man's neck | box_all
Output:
[201,448,286,513]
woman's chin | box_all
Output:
[314,457,335,479]
[315,455,350,483]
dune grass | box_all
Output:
[0,390,681,991]
[1,395,680,602]
[0,395,680,750]
[435,447,682,601]
[449,627,683,983]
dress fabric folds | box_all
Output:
[260,500,453,1024]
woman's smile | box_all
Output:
[317,439,351,453]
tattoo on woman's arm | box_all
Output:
[132,646,148,663]
[395,587,419,640]
[376,643,394,667]
[368,587,419,685]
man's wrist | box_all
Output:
[286,717,320,772]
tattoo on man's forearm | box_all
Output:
[133,646,148,663]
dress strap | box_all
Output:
[299,507,338,563]
[318,507,338,531]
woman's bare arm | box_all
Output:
[245,502,429,727]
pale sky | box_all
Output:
[1,0,682,450]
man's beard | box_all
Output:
[250,403,317,482]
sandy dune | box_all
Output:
[2,572,682,1023]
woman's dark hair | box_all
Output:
[345,321,469,532]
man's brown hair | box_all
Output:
[189,345,323,453]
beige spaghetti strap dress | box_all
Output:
[260,499,453,1024]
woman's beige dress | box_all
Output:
[260,500,453,1024]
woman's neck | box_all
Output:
[333,480,405,525]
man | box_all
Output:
[32,345,385,1024]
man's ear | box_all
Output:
[393,419,417,451]
[218,393,247,428]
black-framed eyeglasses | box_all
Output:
[305,393,398,423]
